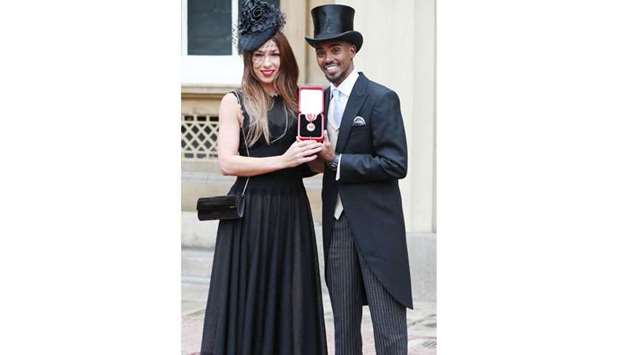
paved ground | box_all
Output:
[181,223,436,355]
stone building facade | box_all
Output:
[181,0,436,234]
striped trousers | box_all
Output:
[325,214,408,355]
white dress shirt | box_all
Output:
[327,69,359,219]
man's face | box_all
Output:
[314,41,356,86]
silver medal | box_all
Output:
[307,123,316,132]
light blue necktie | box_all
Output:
[332,88,344,127]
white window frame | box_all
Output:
[181,0,243,86]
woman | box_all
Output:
[198,2,328,355]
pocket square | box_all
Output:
[352,116,366,127]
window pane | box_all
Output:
[188,0,232,55]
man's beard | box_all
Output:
[324,70,343,84]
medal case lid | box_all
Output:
[298,85,324,114]
[297,86,325,141]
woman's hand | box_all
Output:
[281,140,323,168]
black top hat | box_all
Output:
[237,0,285,52]
[305,4,363,52]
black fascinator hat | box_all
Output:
[238,0,285,52]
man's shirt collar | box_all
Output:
[330,68,359,97]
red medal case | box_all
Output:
[297,86,325,142]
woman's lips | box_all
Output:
[261,69,275,77]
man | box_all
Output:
[305,4,413,355]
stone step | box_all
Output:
[182,248,215,282]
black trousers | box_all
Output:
[325,214,408,355]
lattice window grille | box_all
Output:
[181,113,218,160]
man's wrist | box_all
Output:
[326,154,340,171]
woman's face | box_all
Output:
[252,39,280,86]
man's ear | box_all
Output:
[350,44,357,57]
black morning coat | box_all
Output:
[322,72,413,309]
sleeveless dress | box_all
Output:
[200,93,328,355]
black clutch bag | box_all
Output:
[196,90,251,221]
[197,193,245,221]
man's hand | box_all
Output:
[318,130,335,161]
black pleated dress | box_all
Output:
[200,94,327,355]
